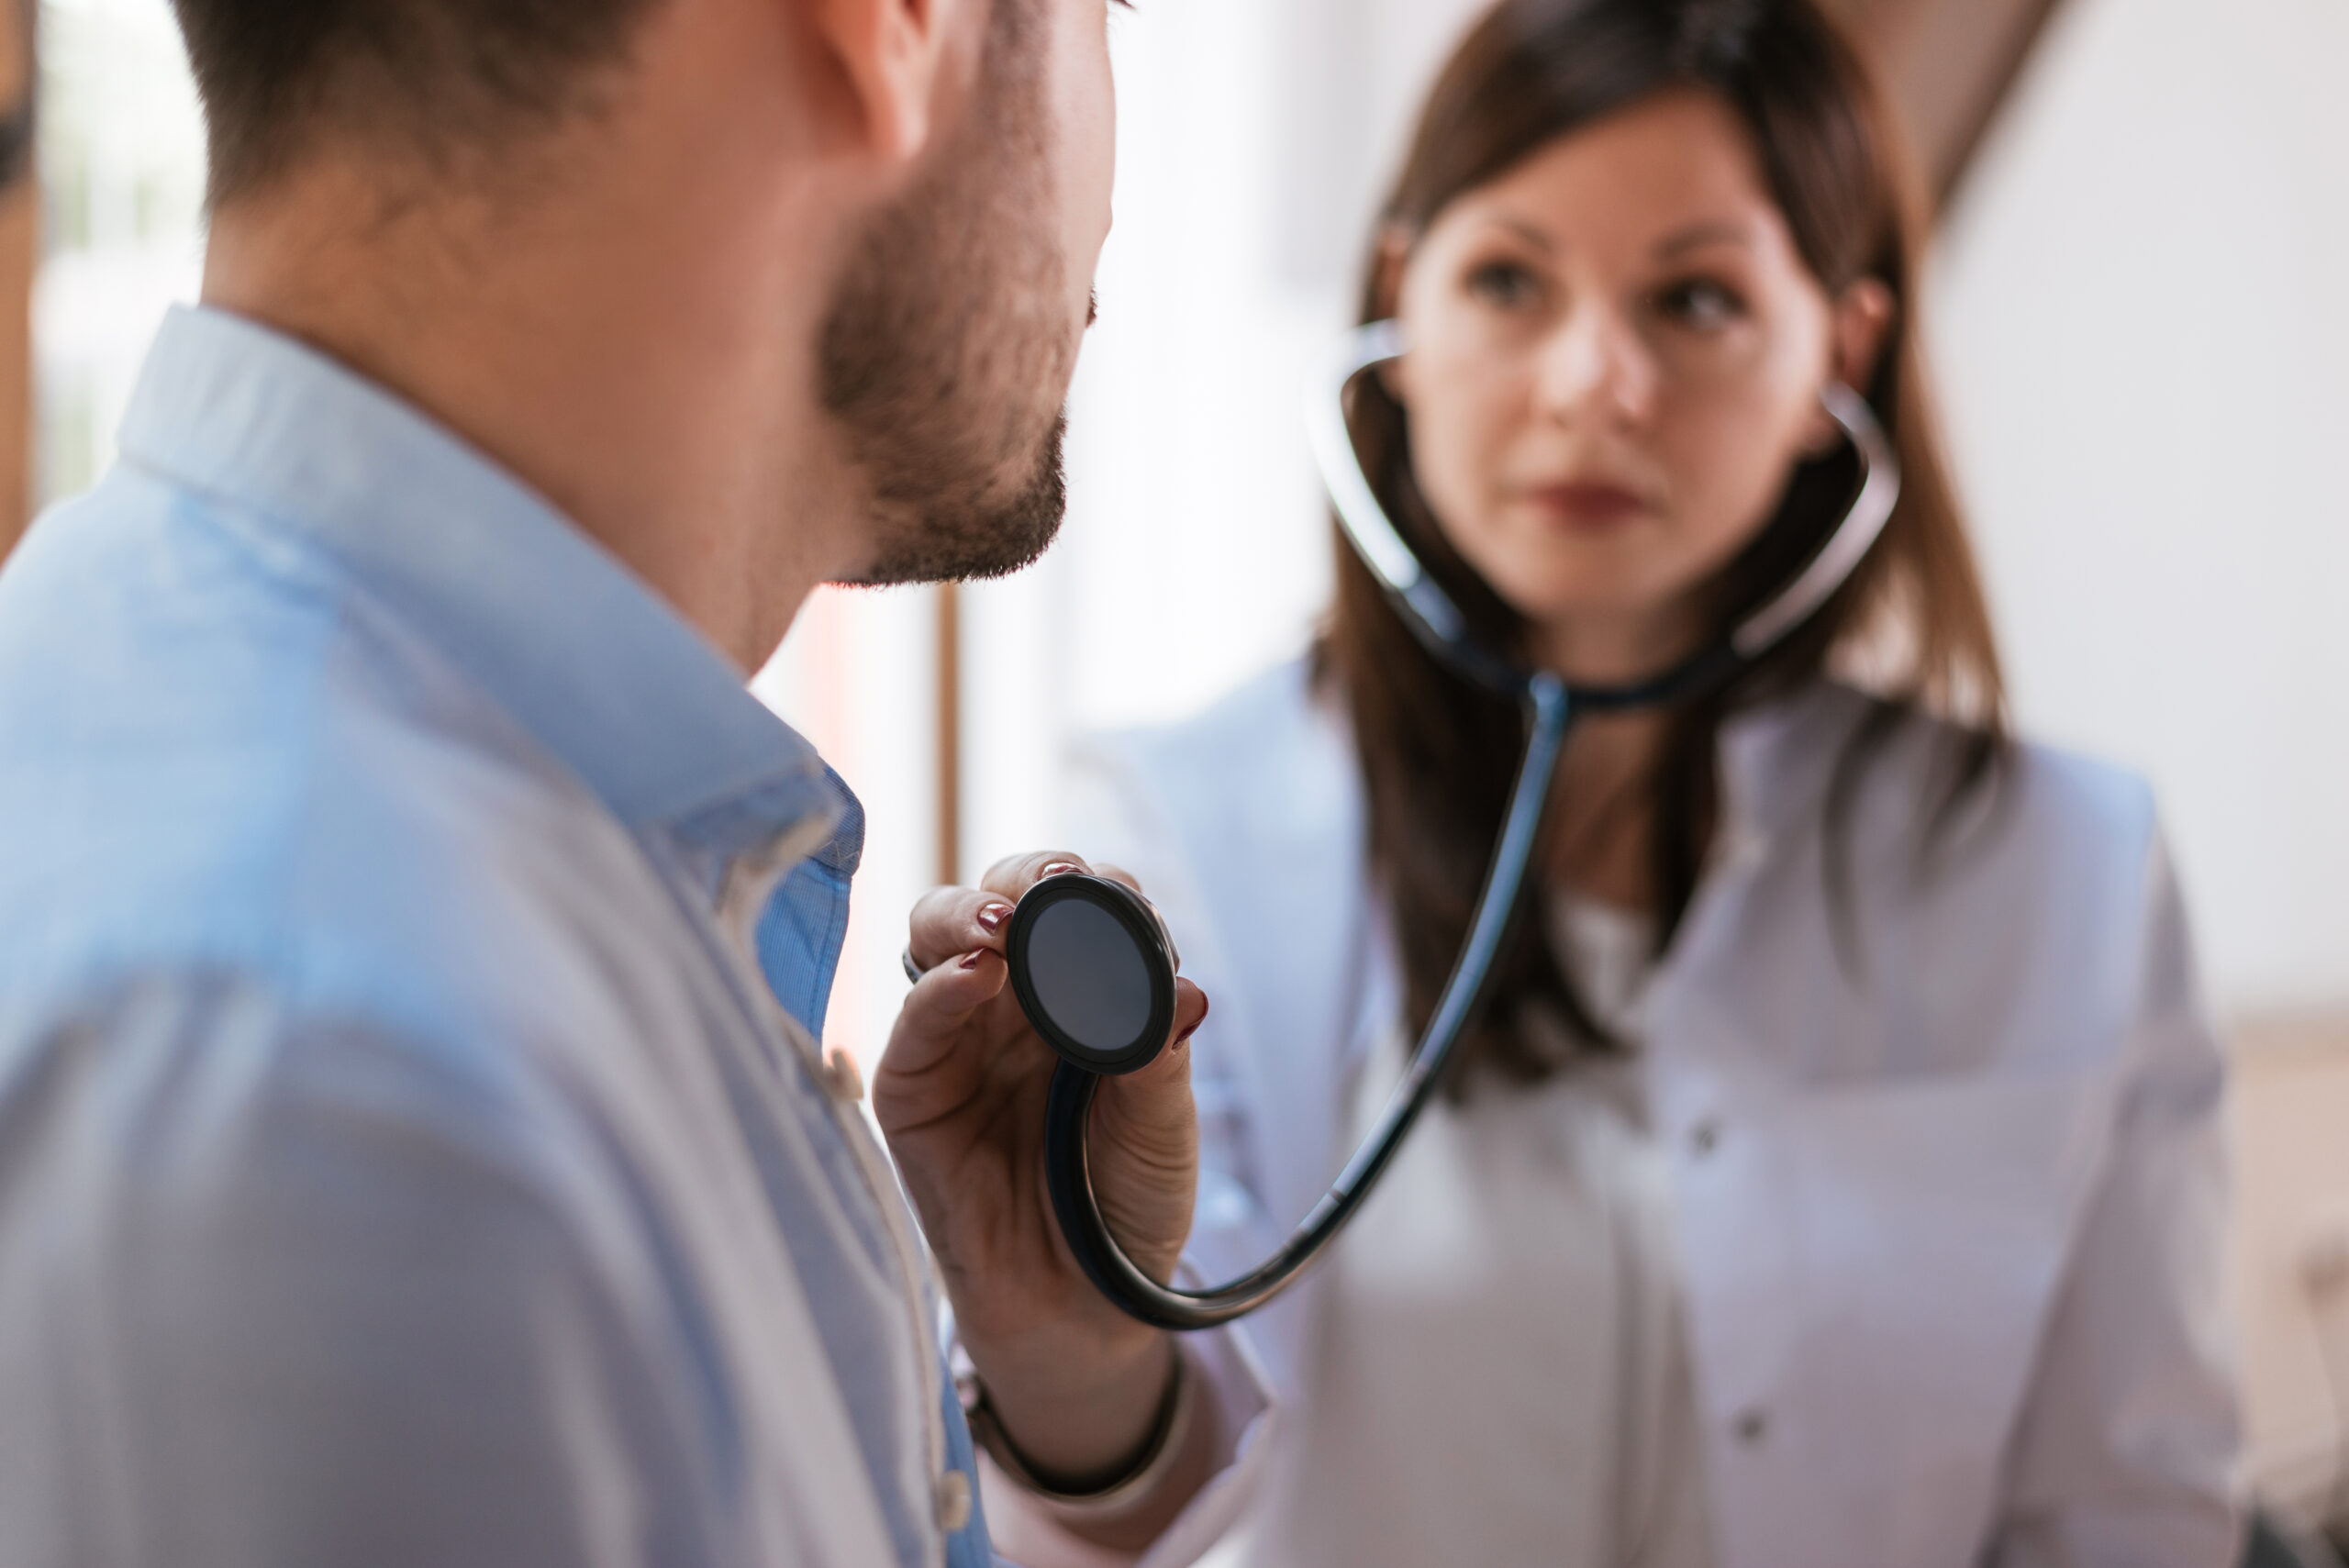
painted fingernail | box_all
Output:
[1041,862,1083,880]
[1174,995,1211,1046]
[959,951,986,972]
[976,902,1014,933]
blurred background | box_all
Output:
[15,0,2348,1541]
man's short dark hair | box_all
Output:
[169,0,662,203]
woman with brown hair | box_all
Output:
[1060,0,2239,1562]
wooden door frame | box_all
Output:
[0,0,33,558]
[1822,0,2070,212]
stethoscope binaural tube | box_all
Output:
[1025,321,1903,1332]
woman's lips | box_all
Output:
[1523,482,1653,532]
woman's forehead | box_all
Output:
[1435,90,1796,263]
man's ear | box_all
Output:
[805,0,970,162]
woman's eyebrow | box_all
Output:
[1654,220,1754,259]
[1475,213,1557,254]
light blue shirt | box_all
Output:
[0,306,993,1568]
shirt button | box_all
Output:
[1688,1118,1722,1157]
[935,1470,974,1534]
[823,1047,865,1105]
[1733,1407,1769,1445]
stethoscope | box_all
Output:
[1004,319,1901,1330]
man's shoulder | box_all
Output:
[0,478,704,1303]
[0,469,666,1057]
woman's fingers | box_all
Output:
[979,851,1095,903]
[1109,981,1210,1099]
[882,944,1012,1084]
[906,885,1019,974]
[1085,978,1209,1282]
[957,854,1158,926]
[1168,979,1209,1054]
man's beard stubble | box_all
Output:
[817,2,1077,589]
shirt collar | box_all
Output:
[116,305,842,856]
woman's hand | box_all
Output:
[874,851,1209,1491]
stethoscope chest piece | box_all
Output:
[1006,874,1178,1078]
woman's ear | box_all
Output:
[1802,276,1896,454]
[1831,277,1896,394]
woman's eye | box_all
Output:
[1465,261,1542,311]
[1657,279,1745,329]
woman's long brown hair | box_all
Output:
[1319,0,2008,1084]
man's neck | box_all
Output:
[199,153,860,674]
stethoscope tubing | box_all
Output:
[1046,673,1572,1331]
[1044,322,1901,1331]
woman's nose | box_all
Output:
[1532,307,1658,430]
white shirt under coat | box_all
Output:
[1066,660,2240,1568]
[1241,893,1712,1568]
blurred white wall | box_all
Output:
[34,0,205,501]
[1927,0,2349,1525]
[1931,0,2349,1026]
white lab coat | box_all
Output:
[1066,660,2240,1568]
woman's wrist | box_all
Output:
[963,1332,1184,1499]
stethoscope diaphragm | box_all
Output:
[1005,873,1179,1078]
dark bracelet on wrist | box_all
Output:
[961,1349,1194,1518]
